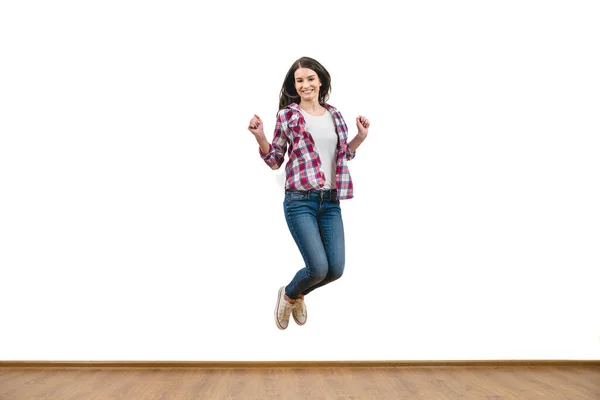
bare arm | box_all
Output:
[256,134,271,155]
[348,133,367,153]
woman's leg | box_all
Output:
[283,194,329,300]
[301,199,345,295]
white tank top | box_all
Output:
[300,109,338,190]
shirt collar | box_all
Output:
[286,102,338,113]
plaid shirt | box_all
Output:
[259,103,356,200]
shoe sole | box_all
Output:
[274,286,287,330]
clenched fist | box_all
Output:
[248,114,265,138]
[356,116,370,140]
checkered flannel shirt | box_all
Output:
[259,103,356,200]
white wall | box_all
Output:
[1,0,598,361]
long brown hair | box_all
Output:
[278,57,332,111]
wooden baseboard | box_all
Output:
[1,360,599,368]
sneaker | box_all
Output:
[292,297,307,325]
[274,286,294,330]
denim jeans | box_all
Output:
[283,189,345,299]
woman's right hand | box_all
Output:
[248,114,264,138]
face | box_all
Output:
[294,67,322,103]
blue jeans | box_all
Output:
[283,189,345,299]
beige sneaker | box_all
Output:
[292,298,307,326]
[274,286,294,330]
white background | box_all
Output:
[1,0,599,361]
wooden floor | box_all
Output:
[0,365,598,399]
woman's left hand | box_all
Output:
[356,116,370,139]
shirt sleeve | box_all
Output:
[259,110,288,170]
[346,145,356,161]
[336,111,356,161]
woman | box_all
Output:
[247,56,370,330]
